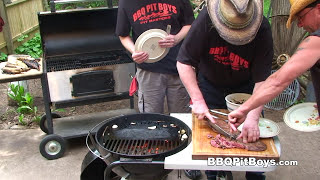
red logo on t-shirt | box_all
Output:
[133,3,177,24]
[209,47,249,70]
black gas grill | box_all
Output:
[38,6,135,103]
[37,3,136,161]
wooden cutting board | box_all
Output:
[192,109,280,161]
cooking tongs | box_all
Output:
[209,109,229,116]
[207,120,238,140]
[207,110,238,140]
[189,105,229,119]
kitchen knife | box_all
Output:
[209,109,229,116]
[207,119,237,140]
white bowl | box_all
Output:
[225,93,251,112]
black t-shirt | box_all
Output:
[177,8,274,88]
[116,0,194,74]
[310,29,320,115]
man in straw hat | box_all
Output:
[228,0,320,132]
[177,0,273,179]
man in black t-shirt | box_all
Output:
[177,0,273,179]
[116,0,194,114]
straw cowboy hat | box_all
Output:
[207,0,263,45]
[286,0,316,28]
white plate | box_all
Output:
[283,102,320,132]
[238,118,280,138]
[134,29,169,63]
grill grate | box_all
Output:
[104,139,182,156]
[45,50,132,72]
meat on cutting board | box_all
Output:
[207,118,267,151]
[208,134,267,151]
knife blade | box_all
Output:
[207,119,237,140]
[209,109,229,116]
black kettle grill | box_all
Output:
[85,113,192,180]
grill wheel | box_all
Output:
[39,112,61,134]
[39,134,66,160]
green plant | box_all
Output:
[264,0,271,17]
[19,114,27,125]
[32,107,41,123]
[55,1,106,10]
[53,108,66,113]
[293,99,305,105]
[8,84,39,125]
[0,52,7,61]
[189,0,197,10]
[17,34,28,42]
[15,33,42,58]
[8,84,25,106]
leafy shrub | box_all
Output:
[0,52,7,61]
[15,33,42,58]
[8,84,40,125]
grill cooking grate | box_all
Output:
[46,50,132,72]
[104,139,182,156]
[94,114,191,159]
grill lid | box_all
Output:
[38,8,123,58]
[94,113,192,159]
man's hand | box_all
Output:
[236,118,260,143]
[132,51,149,64]
[228,109,247,131]
[192,100,215,124]
[158,34,177,48]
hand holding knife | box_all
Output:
[190,105,238,140]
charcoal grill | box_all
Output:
[87,113,192,180]
[38,0,136,160]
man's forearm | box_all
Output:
[245,82,265,122]
[174,25,191,44]
[176,61,204,103]
[119,36,135,54]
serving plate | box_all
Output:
[238,118,280,138]
[134,29,169,63]
[283,102,320,132]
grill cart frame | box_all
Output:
[38,0,136,160]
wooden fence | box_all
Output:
[0,0,45,54]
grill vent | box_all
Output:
[45,50,132,72]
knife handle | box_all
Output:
[166,25,171,35]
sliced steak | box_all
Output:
[207,117,267,151]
